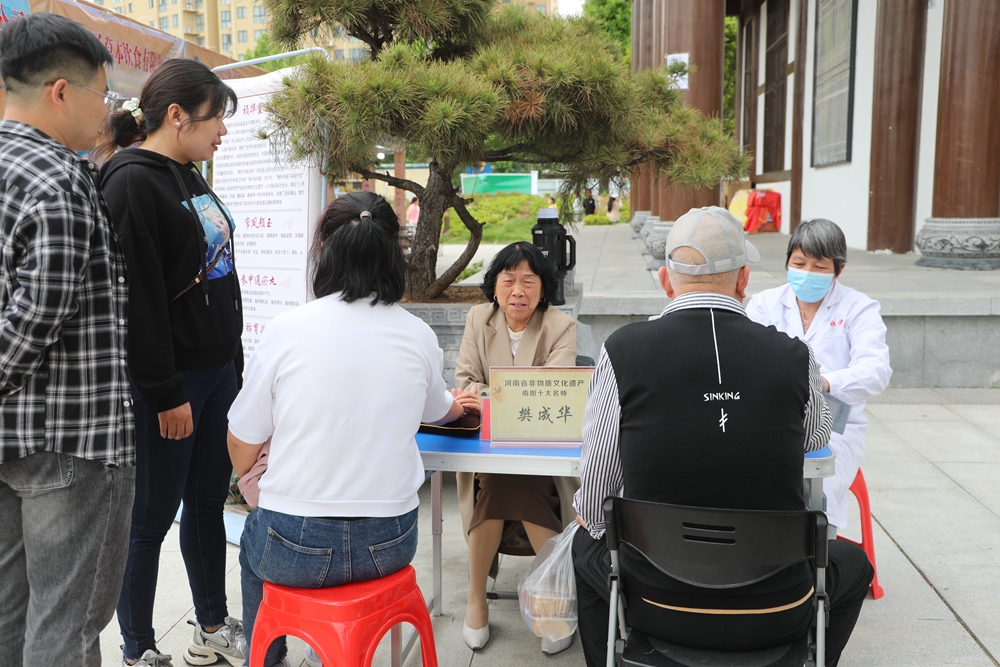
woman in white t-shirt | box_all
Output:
[227,192,464,667]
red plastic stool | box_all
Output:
[250,565,438,667]
[836,469,884,599]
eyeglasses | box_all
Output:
[69,81,120,114]
[45,80,120,114]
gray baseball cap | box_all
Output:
[665,206,761,275]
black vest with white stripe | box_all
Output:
[604,307,810,512]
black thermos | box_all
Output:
[531,208,576,306]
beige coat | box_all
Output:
[607,197,622,223]
[454,303,581,560]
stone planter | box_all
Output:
[648,223,674,257]
[915,217,1000,269]
[639,216,661,243]
[630,210,651,237]
[646,222,674,270]
[645,223,673,252]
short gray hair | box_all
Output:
[786,218,847,275]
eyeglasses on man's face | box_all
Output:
[45,80,120,114]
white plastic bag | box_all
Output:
[517,523,580,641]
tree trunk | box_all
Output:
[406,161,483,300]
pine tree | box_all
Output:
[263,0,749,299]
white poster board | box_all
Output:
[211,67,323,363]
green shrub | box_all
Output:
[584,213,614,225]
[457,260,484,282]
[441,193,550,245]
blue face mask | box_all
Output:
[787,267,834,303]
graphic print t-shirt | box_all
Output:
[183,194,234,279]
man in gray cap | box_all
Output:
[570,207,873,667]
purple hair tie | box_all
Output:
[359,210,372,219]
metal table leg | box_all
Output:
[432,470,442,617]
[804,478,825,512]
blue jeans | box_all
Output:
[0,452,135,667]
[240,506,419,667]
[117,362,238,660]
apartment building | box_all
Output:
[101,0,559,58]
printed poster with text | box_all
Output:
[488,367,594,445]
[211,67,322,365]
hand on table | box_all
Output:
[451,386,483,415]
[158,402,193,440]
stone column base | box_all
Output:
[915,217,1000,269]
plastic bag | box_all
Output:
[517,523,580,641]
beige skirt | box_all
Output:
[468,473,563,555]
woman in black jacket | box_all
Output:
[98,59,244,667]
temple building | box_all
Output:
[632,0,1000,268]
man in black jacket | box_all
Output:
[583,189,597,216]
[572,206,873,667]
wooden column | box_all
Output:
[866,0,926,251]
[648,0,664,217]
[789,0,810,232]
[915,0,1000,267]
[746,11,759,185]
[658,0,726,221]
[734,14,744,147]
[631,0,652,214]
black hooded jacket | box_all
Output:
[101,148,242,412]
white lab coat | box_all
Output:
[746,280,892,529]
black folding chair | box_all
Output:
[602,497,829,667]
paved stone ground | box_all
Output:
[98,395,1000,667]
[99,224,1000,666]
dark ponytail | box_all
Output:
[95,58,237,162]
[311,192,406,305]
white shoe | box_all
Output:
[462,621,490,650]
[304,645,322,667]
[184,617,246,666]
[123,648,173,666]
[541,633,573,654]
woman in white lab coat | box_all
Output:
[746,218,892,530]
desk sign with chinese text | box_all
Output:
[488,367,594,446]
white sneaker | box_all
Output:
[124,648,174,666]
[183,616,246,666]
[304,645,322,667]
[541,633,573,654]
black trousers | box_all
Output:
[573,529,874,667]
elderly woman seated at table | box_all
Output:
[227,192,464,667]
[451,242,578,653]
